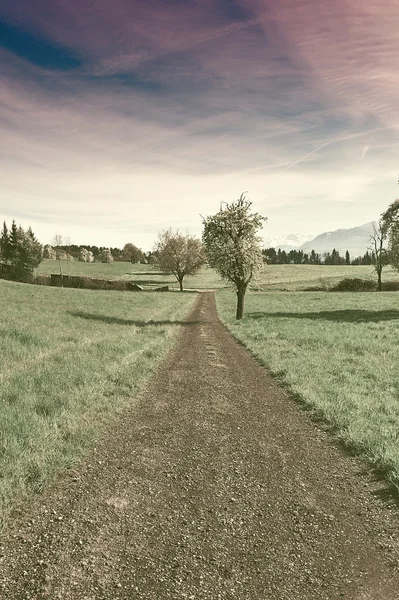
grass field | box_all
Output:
[36,259,227,290]
[256,264,399,291]
[216,290,399,489]
[36,260,399,291]
[0,279,196,532]
[4,260,399,530]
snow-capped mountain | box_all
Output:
[300,222,376,257]
[263,233,315,252]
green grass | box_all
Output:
[0,279,196,532]
[256,264,399,291]
[216,289,399,488]
[36,259,227,290]
[36,260,399,291]
[37,259,153,280]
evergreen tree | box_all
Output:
[345,250,350,265]
[0,221,10,268]
[8,220,20,267]
[1,220,43,281]
[262,247,277,264]
[25,227,43,270]
[361,250,373,265]
[331,248,339,265]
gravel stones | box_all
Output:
[1,292,399,599]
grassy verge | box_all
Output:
[37,260,399,291]
[0,280,196,532]
[216,290,399,489]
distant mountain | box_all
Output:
[300,222,376,257]
[264,233,315,252]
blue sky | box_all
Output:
[1,0,398,250]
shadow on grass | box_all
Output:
[68,310,201,326]
[126,279,172,285]
[125,272,171,276]
[246,309,399,323]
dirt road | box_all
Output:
[1,292,399,599]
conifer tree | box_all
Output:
[0,221,10,269]
[1,220,42,281]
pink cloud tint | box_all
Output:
[1,0,399,249]
[257,0,399,124]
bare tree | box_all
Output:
[155,229,206,291]
[368,220,390,291]
[51,234,72,275]
[51,234,65,275]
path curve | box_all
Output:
[1,292,399,599]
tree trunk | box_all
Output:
[236,285,247,320]
[377,266,382,291]
[179,277,184,292]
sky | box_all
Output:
[1,0,399,251]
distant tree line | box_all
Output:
[45,243,125,262]
[43,241,159,264]
[262,247,375,266]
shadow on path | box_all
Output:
[68,310,202,327]
[246,309,399,324]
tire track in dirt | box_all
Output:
[1,291,399,599]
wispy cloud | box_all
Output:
[361,145,370,160]
[0,0,399,247]
[257,0,399,124]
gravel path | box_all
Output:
[1,291,399,599]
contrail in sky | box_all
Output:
[237,123,399,178]
[97,18,261,74]
[361,145,370,159]
[276,123,399,174]
[238,129,352,176]
[275,129,352,175]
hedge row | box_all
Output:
[304,278,399,292]
[33,274,169,292]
